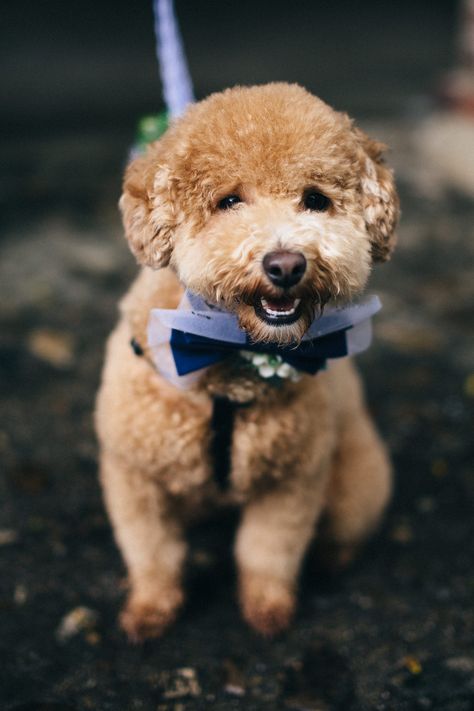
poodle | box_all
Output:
[95,82,399,641]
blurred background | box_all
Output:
[1,1,474,710]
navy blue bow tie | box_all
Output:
[169,326,350,376]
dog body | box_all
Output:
[95,83,398,640]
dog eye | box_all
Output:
[217,194,242,210]
[303,191,331,212]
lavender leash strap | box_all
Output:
[153,0,195,118]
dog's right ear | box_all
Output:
[119,149,176,269]
[352,127,399,263]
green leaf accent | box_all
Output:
[134,111,169,153]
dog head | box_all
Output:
[120,83,399,344]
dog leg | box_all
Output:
[322,411,392,570]
[235,477,327,636]
[100,452,186,642]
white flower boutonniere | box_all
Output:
[239,351,301,382]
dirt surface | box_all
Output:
[1,0,474,706]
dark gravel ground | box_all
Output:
[1,2,474,709]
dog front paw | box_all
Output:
[239,572,295,637]
[120,587,184,643]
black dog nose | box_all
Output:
[262,251,307,288]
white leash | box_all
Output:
[153,0,195,118]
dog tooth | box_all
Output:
[266,307,296,316]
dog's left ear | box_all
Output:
[353,128,399,262]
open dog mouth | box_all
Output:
[254,295,303,325]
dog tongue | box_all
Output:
[265,296,296,311]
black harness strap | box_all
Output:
[210,396,241,491]
[130,337,144,356]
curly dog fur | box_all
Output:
[95,83,399,641]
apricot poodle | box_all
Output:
[95,83,399,641]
